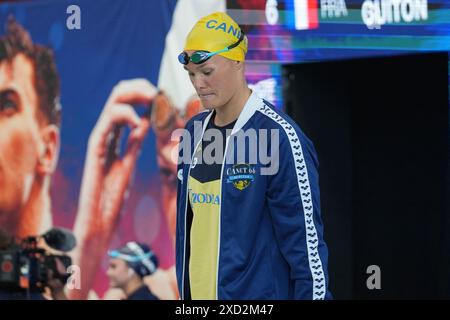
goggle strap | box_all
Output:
[227,31,245,50]
[178,28,244,65]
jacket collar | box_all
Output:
[201,90,263,135]
[231,90,262,135]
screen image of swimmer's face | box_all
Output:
[0,54,43,231]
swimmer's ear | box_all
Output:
[234,60,244,71]
[37,124,60,175]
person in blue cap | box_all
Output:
[107,241,159,300]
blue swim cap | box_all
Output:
[108,241,158,278]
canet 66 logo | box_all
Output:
[226,164,256,191]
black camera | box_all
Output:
[0,228,76,292]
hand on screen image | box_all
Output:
[69,79,203,300]
[69,79,155,300]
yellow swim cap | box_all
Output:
[184,12,248,62]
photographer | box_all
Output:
[0,228,73,300]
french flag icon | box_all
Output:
[294,0,319,30]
